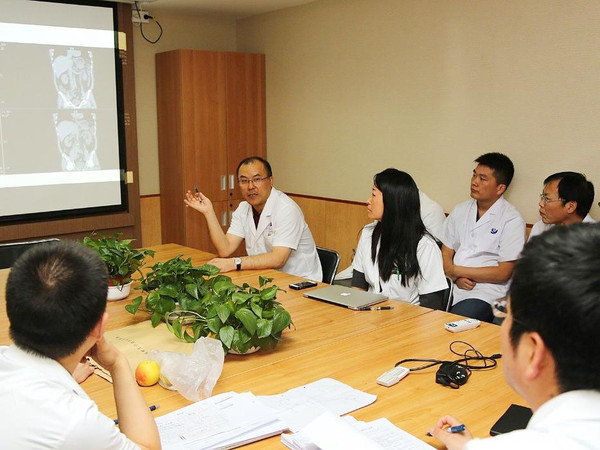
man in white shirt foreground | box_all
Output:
[441,152,526,322]
[529,171,595,240]
[0,240,161,449]
[430,223,600,449]
[185,156,322,281]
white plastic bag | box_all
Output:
[149,337,225,402]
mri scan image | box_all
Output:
[53,111,99,171]
[50,48,97,109]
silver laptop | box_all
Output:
[303,285,387,310]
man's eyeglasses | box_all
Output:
[539,194,563,205]
[238,176,270,186]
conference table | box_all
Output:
[0,243,525,448]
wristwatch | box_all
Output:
[234,257,242,271]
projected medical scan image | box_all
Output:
[53,111,100,171]
[50,48,97,109]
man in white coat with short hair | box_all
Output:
[185,156,322,281]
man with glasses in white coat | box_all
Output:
[185,156,322,281]
[528,171,595,241]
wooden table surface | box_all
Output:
[0,243,525,448]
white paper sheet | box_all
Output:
[281,414,435,450]
[155,391,288,449]
[258,378,377,432]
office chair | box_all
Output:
[316,246,340,284]
[442,276,454,312]
[0,238,60,269]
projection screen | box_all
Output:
[0,0,127,224]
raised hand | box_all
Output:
[184,189,214,215]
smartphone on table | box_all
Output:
[289,281,318,290]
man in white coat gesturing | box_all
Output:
[185,156,322,281]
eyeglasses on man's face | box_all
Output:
[539,194,563,205]
[238,176,270,186]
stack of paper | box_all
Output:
[155,391,287,449]
[281,412,435,450]
[154,378,379,449]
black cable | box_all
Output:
[449,340,501,370]
[392,340,500,388]
[134,2,163,44]
[394,340,501,371]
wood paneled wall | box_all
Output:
[287,194,371,270]
[140,195,162,247]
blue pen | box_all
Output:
[447,424,466,433]
[114,405,159,425]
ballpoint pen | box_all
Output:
[114,405,159,425]
[357,306,394,311]
[426,424,466,436]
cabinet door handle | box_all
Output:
[221,211,228,227]
[220,175,227,191]
[229,174,235,190]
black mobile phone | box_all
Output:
[489,404,533,436]
[289,281,318,290]
[193,185,199,194]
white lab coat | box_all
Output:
[441,197,525,305]
[419,190,446,242]
[466,390,600,450]
[353,222,447,304]
[528,214,596,241]
[228,188,322,281]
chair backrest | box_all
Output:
[0,238,60,270]
[442,276,454,311]
[316,246,340,284]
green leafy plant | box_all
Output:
[125,255,292,354]
[82,233,154,286]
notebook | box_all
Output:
[303,285,387,310]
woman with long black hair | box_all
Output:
[351,168,447,308]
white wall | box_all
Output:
[133,12,237,195]
[237,0,600,223]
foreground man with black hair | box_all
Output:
[0,240,161,449]
[430,223,600,449]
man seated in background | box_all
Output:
[185,156,322,281]
[430,223,600,449]
[529,171,595,240]
[441,152,526,322]
[418,190,447,242]
[0,240,160,449]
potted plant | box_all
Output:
[82,233,154,301]
[125,255,292,354]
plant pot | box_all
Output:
[107,281,133,301]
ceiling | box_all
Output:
[138,0,317,19]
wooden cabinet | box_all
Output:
[156,50,265,253]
